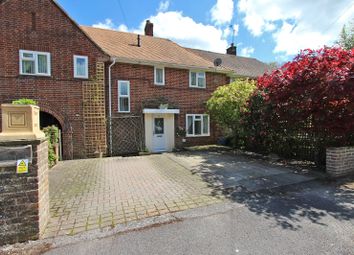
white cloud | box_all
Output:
[92,19,116,30]
[93,2,239,54]
[211,0,234,25]
[134,11,228,53]
[240,46,255,57]
[117,24,128,32]
[93,19,129,32]
[222,24,239,38]
[158,0,170,12]
[237,0,354,55]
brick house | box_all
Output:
[0,0,109,159]
[0,0,270,158]
[82,25,271,155]
[82,25,237,155]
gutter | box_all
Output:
[108,57,117,156]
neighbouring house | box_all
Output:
[0,0,271,158]
[0,0,109,159]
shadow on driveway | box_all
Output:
[169,151,354,231]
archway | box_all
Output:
[40,111,63,161]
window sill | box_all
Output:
[189,86,206,89]
[186,134,210,137]
[74,76,89,80]
[19,73,51,77]
[154,83,165,86]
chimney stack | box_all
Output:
[144,20,154,36]
[226,43,237,56]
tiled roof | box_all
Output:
[81,26,232,72]
[186,48,272,78]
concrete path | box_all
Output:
[167,151,322,193]
[44,180,354,255]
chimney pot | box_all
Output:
[144,20,154,36]
[226,43,237,56]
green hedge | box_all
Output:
[43,125,59,167]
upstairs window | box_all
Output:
[118,80,130,113]
[19,50,51,76]
[74,55,88,79]
[186,114,210,137]
[154,67,165,85]
[189,71,206,88]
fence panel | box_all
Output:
[110,115,144,156]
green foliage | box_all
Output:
[12,98,38,105]
[43,125,59,168]
[207,79,256,147]
[207,79,256,130]
[337,20,354,50]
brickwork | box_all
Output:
[0,0,107,159]
[326,147,354,178]
[0,139,49,246]
[110,63,228,148]
[82,62,107,157]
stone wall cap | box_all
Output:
[1,103,40,109]
[327,146,354,150]
[0,138,47,146]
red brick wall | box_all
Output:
[110,63,229,146]
[0,0,107,159]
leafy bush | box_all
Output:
[257,47,353,144]
[207,79,256,147]
[12,98,38,105]
[244,47,354,164]
[43,125,59,167]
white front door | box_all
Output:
[152,117,166,152]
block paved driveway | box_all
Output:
[44,154,221,238]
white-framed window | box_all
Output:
[189,71,206,88]
[118,80,130,113]
[229,77,236,83]
[74,55,88,79]
[154,66,165,85]
[19,50,51,76]
[186,114,210,137]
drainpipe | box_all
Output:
[108,57,117,156]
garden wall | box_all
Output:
[0,139,49,246]
[326,147,354,178]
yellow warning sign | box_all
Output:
[16,159,29,174]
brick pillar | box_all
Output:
[0,139,49,245]
[326,147,354,178]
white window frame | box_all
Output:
[154,66,165,85]
[118,80,130,113]
[186,114,210,137]
[229,76,236,83]
[19,50,51,76]
[189,71,206,88]
[73,55,89,79]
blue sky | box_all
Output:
[57,0,354,63]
